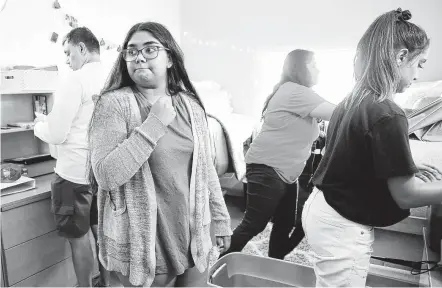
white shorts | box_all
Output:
[302,188,375,287]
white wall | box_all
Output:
[59,0,181,46]
[181,0,442,116]
[0,0,181,68]
[0,0,65,67]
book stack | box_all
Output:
[0,176,36,196]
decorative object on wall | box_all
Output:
[50,32,59,43]
[52,0,60,9]
[0,0,7,13]
[51,2,119,52]
[182,31,257,54]
[65,14,78,28]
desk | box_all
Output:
[1,174,53,212]
[1,173,98,287]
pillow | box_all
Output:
[192,81,234,118]
[395,80,442,109]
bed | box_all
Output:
[193,81,256,187]
[398,80,442,219]
[400,80,442,170]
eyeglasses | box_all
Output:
[121,45,169,62]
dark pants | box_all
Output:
[51,174,94,238]
[221,163,299,259]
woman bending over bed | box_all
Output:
[302,8,442,287]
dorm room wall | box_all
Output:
[0,0,181,70]
[181,0,442,117]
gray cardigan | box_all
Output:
[89,87,232,286]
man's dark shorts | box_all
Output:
[51,174,98,238]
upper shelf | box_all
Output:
[1,127,34,134]
[0,90,54,95]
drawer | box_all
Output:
[2,199,56,249]
[4,231,71,285]
[11,257,77,287]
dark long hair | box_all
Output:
[261,49,314,119]
[87,21,204,194]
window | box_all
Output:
[314,49,356,104]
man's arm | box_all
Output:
[34,75,82,145]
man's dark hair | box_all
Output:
[63,27,100,54]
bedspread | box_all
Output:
[410,139,442,168]
[409,139,442,218]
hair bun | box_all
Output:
[396,8,412,21]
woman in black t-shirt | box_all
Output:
[302,8,442,287]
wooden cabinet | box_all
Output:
[0,81,97,286]
[1,188,100,287]
[0,91,54,162]
[3,213,72,286]
[0,175,80,287]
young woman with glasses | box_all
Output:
[87,22,232,287]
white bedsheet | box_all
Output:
[410,139,442,168]
[409,140,442,218]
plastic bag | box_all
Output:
[1,163,23,183]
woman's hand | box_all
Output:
[216,235,231,254]
[34,112,46,124]
[150,96,176,126]
[415,162,442,182]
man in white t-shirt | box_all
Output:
[34,27,108,287]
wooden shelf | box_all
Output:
[0,90,54,95]
[1,127,34,134]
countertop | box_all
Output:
[1,173,54,212]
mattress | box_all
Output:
[410,139,442,168]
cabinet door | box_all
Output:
[2,199,56,250]
[4,231,71,286]
[11,258,77,287]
